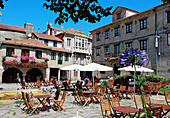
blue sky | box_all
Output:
[0,0,162,35]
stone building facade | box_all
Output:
[89,3,170,79]
[44,24,92,80]
[0,22,91,83]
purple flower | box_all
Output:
[119,48,148,67]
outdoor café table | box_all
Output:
[34,95,51,112]
[150,104,170,117]
[83,91,96,103]
[113,106,139,118]
[5,94,22,99]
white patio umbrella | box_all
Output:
[118,65,154,95]
[118,65,154,72]
[60,64,84,71]
[60,64,84,80]
[80,63,112,89]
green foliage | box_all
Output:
[160,78,170,84]
[145,74,165,82]
[162,0,170,3]
[163,84,170,90]
[100,80,108,87]
[43,0,113,24]
[12,112,16,116]
[14,100,24,104]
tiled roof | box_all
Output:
[112,6,139,14]
[67,28,82,33]
[33,32,62,41]
[51,47,71,53]
[1,39,50,49]
[51,27,66,32]
[0,24,25,33]
[51,27,84,34]
[2,39,71,53]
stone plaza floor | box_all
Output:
[0,83,169,118]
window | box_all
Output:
[140,19,147,30]
[82,39,84,49]
[76,38,78,49]
[168,33,170,45]
[167,11,170,23]
[5,38,11,40]
[114,45,119,57]
[96,48,100,56]
[85,40,87,49]
[21,49,29,56]
[67,39,71,47]
[51,52,56,60]
[53,41,57,47]
[36,51,42,59]
[126,43,132,50]
[115,27,119,36]
[58,53,63,64]
[79,38,81,49]
[140,40,147,50]
[81,57,84,64]
[75,56,78,64]
[86,58,90,64]
[117,13,121,20]
[65,54,68,61]
[44,40,48,46]
[105,47,109,54]
[96,33,100,41]
[126,23,132,33]
[105,30,109,39]
[6,48,14,57]
[74,71,78,77]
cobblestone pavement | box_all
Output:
[0,83,169,118]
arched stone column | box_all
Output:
[0,68,3,83]
[22,73,27,82]
[45,68,50,81]
[58,70,60,81]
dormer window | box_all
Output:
[117,13,121,20]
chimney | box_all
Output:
[24,23,33,38]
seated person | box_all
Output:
[36,78,41,88]
[95,76,99,83]
[48,86,61,101]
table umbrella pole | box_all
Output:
[93,71,94,90]
[134,72,135,96]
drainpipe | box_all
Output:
[153,8,159,75]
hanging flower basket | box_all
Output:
[4,60,48,68]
